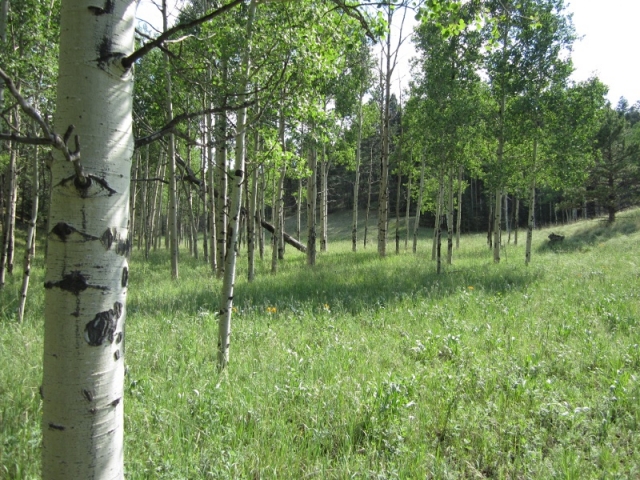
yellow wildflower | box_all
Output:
[467,286,475,291]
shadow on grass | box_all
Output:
[536,214,640,254]
[128,245,542,319]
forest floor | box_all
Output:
[1,208,640,478]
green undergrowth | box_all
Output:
[1,209,640,478]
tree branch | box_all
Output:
[122,0,244,69]
[0,67,86,183]
[134,100,255,149]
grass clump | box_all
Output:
[1,208,640,478]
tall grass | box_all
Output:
[1,209,639,478]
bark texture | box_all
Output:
[41,1,135,477]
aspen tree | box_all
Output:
[217,0,257,369]
[39,0,135,475]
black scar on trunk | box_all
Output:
[84,302,123,346]
[50,222,99,242]
[44,271,89,295]
[121,267,128,287]
[101,228,115,250]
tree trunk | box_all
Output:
[247,130,259,282]
[455,165,462,249]
[307,137,317,266]
[446,169,454,265]
[215,59,228,279]
[162,0,179,279]
[0,130,17,288]
[296,178,302,241]
[395,172,401,254]
[525,138,538,265]
[272,108,286,274]
[404,173,411,251]
[41,0,135,476]
[513,197,520,246]
[258,168,265,260]
[217,0,256,370]
[525,179,535,266]
[432,170,444,261]
[493,189,502,263]
[352,94,362,252]
[201,125,209,263]
[320,143,328,252]
[17,144,39,322]
[364,143,373,249]
[413,158,425,253]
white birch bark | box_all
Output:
[320,143,328,252]
[217,0,256,369]
[215,60,228,278]
[17,144,39,322]
[41,0,135,477]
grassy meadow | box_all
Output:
[1,209,640,479]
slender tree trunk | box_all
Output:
[525,139,538,265]
[162,0,179,279]
[320,142,328,252]
[138,146,149,251]
[447,169,454,265]
[395,173,401,254]
[493,188,502,262]
[352,94,362,252]
[17,144,39,322]
[217,0,256,370]
[41,0,134,475]
[129,152,138,254]
[272,107,286,273]
[0,112,18,287]
[201,125,209,263]
[307,136,317,266]
[296,179,302,240]
[215,60,228,279]
[378,9,393,258]
[413,158,425,253]
[405,173,411,251]
[514,196,519,246]
[505,192,511,245]
[456,165,462,249]
[247,129,259,282]
[434,210,444,275]
[258,168,265,260]
[364,144,373,249]
[432,170,444,261]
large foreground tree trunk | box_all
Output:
[41,0,135,476]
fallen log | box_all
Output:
[260,219,307,253]
[548,232,565,243]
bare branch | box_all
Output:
[327,0,376,40]
[134,100,256,149]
